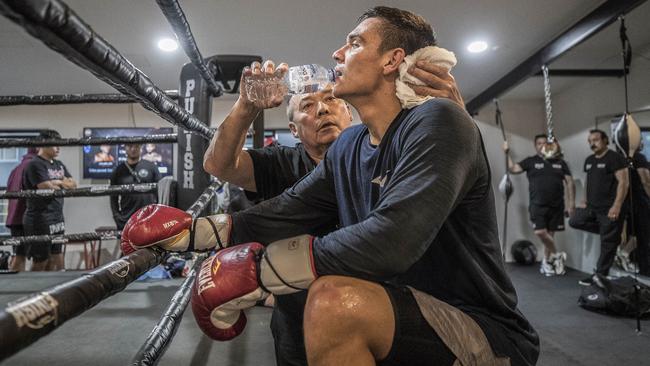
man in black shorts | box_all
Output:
[504,134,575,276]
[22,133,77,271]
[129,6,539,365]
[110,143,161,230]
[570,129,628,286]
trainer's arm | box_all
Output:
[502,141,523,174]
[36,180,63,189]
[611,168,629,214]
[203,98,260,192]
[638,167,650,197]
[564,174,575,216]
[60,177,77,189]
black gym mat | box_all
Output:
[1,267,649,365]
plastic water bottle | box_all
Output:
[244,64,335,102]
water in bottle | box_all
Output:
[245,64,335,102]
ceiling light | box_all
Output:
[467,41,488,53]
[158,38,178,52]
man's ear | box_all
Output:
[382,48,406,76]
[288,122,299,138]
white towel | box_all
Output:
[396,46,457,109]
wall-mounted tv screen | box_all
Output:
[641,127,650,161]
[82,127,174,179]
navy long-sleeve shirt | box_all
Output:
[231,99,539,365]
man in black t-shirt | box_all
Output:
[570,129,629,286]
[110,143,161,230]
[505,134,575,277]
[22,140,77,271]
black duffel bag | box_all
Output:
[578,274,650,318]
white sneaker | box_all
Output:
[540,259,555,277]
[615,252,638,273]
[550,252,567,275]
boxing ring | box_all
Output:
[0,0,261,363]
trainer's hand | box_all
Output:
[607,205,621,221]
[121,204,231,252]
[241,60,289,109]
[191,243,269,341]
[407,61,464,107]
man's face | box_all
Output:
[125,144,142,160]
[588,132,607,154]
[535,138,546,154]
[100,145,111,154]
[146,144,155,153]
[289,88,353,149]
[40,146,59,159]
[331,18,387,99]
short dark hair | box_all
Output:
[39,129,61,140]
[534,134,548,142]
[357,6,437,55]
[589,129,609,143]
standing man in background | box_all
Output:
[570,129,628,286]
[504,134,575,276]
[5,147,38,272]
[110,143,161,230]
[22,131,77,271]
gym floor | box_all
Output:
[1,265,648,366]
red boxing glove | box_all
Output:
[121,204,231,252]
[120,240,136,256]
[191,243,268,341]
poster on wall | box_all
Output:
[82,127,174,179]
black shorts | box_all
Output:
[23,221,64,262]
[529,204,565,231]
[378,285,456,366]
[9,226,27,256]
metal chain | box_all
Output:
[542,65,555,143]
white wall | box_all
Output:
[473,99,548,262]
[0,95,293,267]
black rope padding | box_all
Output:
[131,255,205,366]
[155,0,222,97]
[0,91,179,106]
[185,181,223,219]
[0,134,178,148]
[0,0,214,140]
[0,230,120,247]
[0,248,164,362]
[0,183,157,199]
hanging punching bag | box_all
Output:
[614,113,641,158]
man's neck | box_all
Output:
[127,157,140,165]
[348,88,402,145]
[595,149,608,158]
[38,153,52,162]
[304,144,328,164]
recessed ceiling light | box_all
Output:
[467,41,488,53]
[158,38,178,52]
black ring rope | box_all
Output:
[0,230,120,247]
[131,255,205,366]
[0,182,221,362]
[0,0,214,140]
[155,0,222,97]
[0,134,178,148]
[0,91,179,106]
[0,183,157,199]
